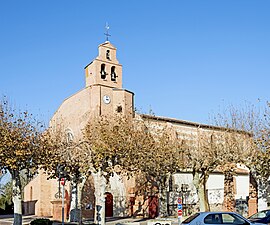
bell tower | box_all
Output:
[85,41,122,89]
[84,40,134,118]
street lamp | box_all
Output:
[56,164,67,225]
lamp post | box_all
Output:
[60,178,65,225]
[56,164,67,225]
[239,196,244,216]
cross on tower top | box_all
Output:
[104,22,111,42]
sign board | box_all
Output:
[60,178,65,186]
[177,197,182,218]
[178,209,183,217]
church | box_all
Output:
[23,39,258,221]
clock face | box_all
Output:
[103,95,111,104]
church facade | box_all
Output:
[23,40,257,220]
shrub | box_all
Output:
[30,218,53,225]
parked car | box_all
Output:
[182,212,264,225]
[248,210,270,224]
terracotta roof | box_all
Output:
[139,114,251,135]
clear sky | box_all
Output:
[0,1,269,125]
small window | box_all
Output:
[101,64,107,79]
[116,106,122,113]
[111,66,117,81]
[106,50,110,60]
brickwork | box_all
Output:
[23,40,254,218]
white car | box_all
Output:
[182,212,265,225]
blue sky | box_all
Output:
[0,1,269,125]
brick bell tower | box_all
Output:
[84,40,134,118]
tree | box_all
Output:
[219,130,251,212]
[247,103,270,181]
[81,116,149,224]
[211,102,270,211]
[181,129,222,211]
[180,126,250,212]
[39,126,88,224]
[0,180,13,211]
[0,98,43,225]
[123,116,183,217]
[79,115,183,223]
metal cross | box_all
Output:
[104,22,111,42]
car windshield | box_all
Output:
[249,211,270,219]
[182,213,200,223]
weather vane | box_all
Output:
[104,22,111,42]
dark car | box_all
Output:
[248,210,270,224]
[182,212,264,225]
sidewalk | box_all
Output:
[0,215,182,225]
[0,215,40,225]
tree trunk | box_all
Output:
[158,185,167,217]
[11,170,22,225]
[158,175,170,217]
[93,171,106,225]
[69,176,87,224]
[193,170,210,212]
[223,171,235,211]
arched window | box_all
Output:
[106,50,110,60]
[66,128,74,143]
[100,64,107,79]
[111,66,116,81]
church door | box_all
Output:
[105,192,113,217]
[148,196,159,218]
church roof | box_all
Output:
[139,114,251,135]
[84,61,92,69]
